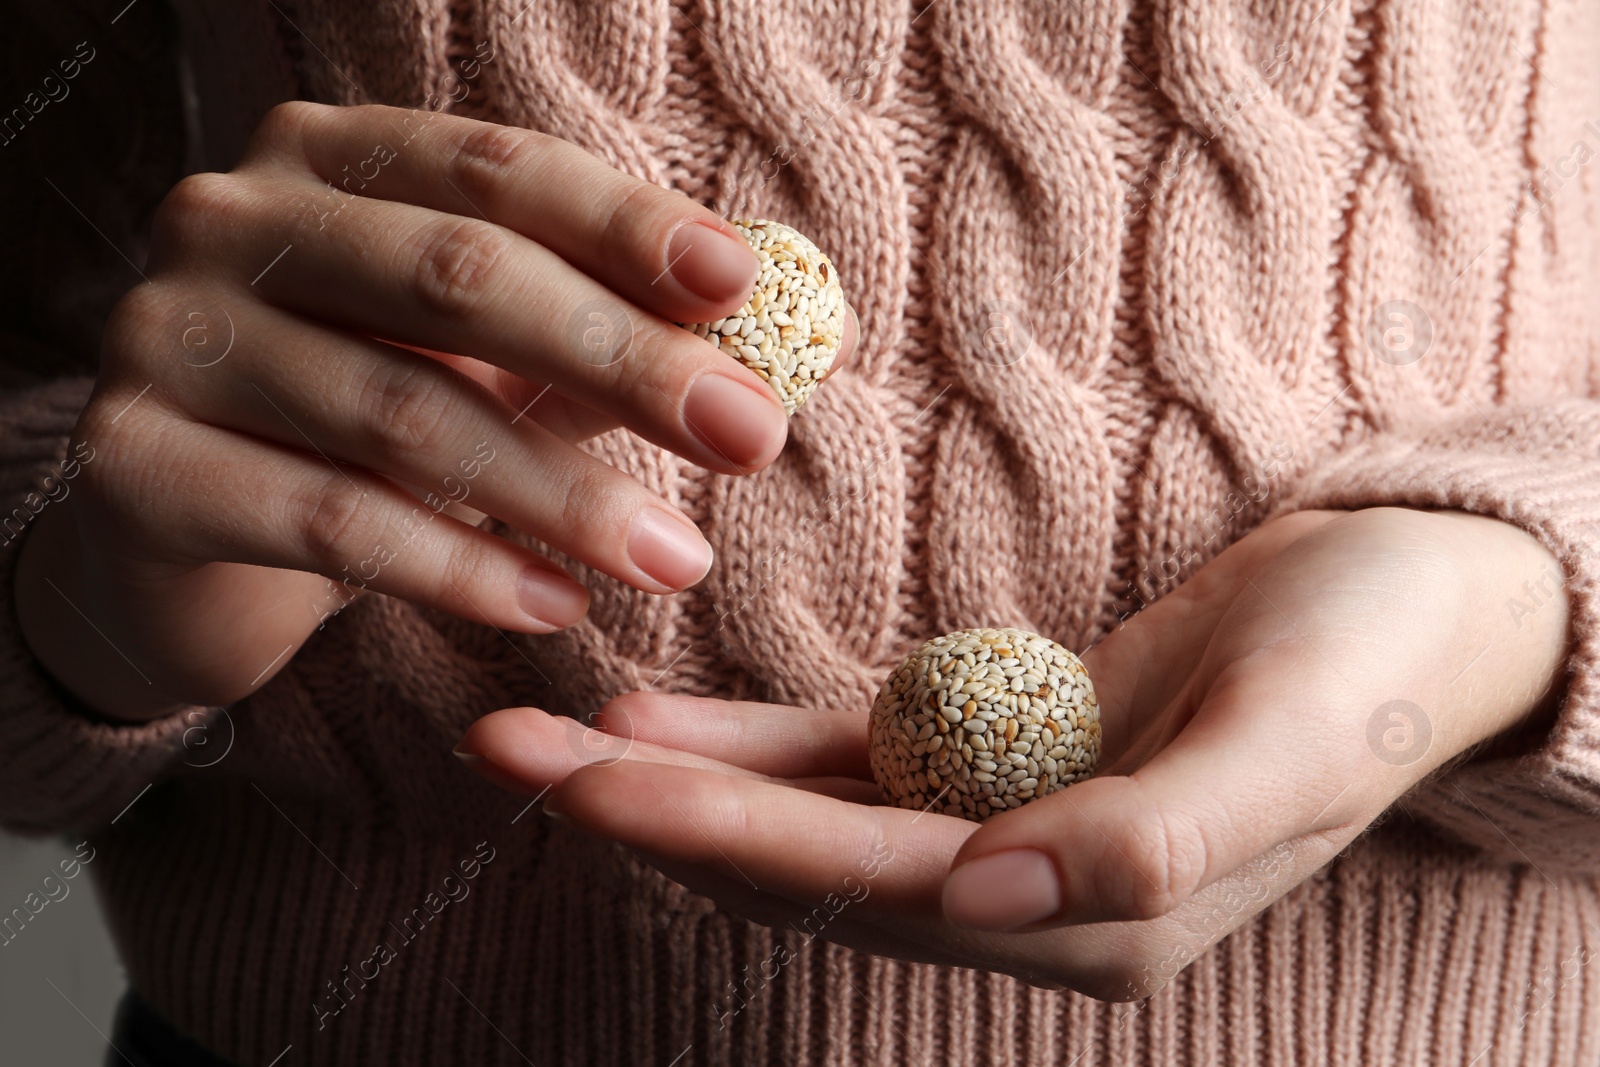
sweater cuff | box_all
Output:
[1267,399,1600,874]
[0,377,214,836]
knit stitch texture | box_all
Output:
[4,0,1600,1064]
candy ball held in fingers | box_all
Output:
[868,627,1102,823]
[678,219,845,416]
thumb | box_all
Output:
[938,645,1387,931]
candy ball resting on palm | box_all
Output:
[868,627,1102,823]
[677,219,844,416]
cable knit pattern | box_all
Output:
[3,0,1600,1064]
[928,0,1121,643]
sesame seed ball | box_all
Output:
[867,627,1102,823]
[678,219,845,416]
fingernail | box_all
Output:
[667,222,759,302]
[627,507,714,592]
[453,748,487,768]
[683,371,787,469]
[942,849,1061,930]
[517,566,589,630]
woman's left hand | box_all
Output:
[454,506,1571,999]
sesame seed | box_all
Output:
[866,627,1102,824]
[675,219,845,416]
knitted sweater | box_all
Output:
[4,0,1600,1064]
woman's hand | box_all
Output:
[15,102,855,721]
[454,507,1571,998]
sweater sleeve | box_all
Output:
[0,375,216,837]
[1265,398,1600,875]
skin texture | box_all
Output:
[12,102,857,723]
[456,506,1573,1000]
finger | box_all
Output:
[184,304,716,594]
[453,705,877,802]
[242,102,761,322]
[545,758,975,917]
[942,640,1365,931]
[155,172,789,475]
[591,690,872,780]
[634,852,979,972]
[118,407,589,633]
[456,294,858,447]
[455,707,774,795]
[391,342,625,446]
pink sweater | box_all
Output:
[5,0,1600,1063]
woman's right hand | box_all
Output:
[14,102,854,721]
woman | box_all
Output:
[3,1,1598,1064]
